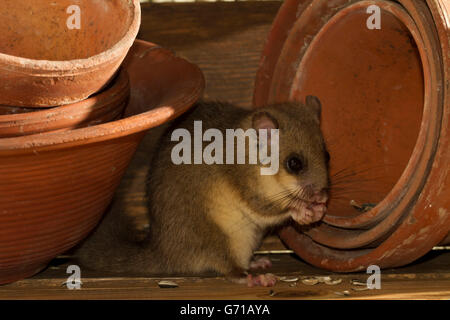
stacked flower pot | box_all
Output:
[0,0,205,284]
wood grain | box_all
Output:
[138,1,282,108]
[1,252,449,300]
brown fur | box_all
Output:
[75,99,329,278]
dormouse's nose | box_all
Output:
[304,184,329,204]
[311,189,328,204]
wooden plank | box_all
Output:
[138,1,282,108]
[2,277,449,300]
[1,251,449,300]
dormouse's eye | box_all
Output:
[286,154,305,174]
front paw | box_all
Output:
[246,273,277,287]
[290,203,326,225]
[226,267,276,287]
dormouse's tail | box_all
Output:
[73,201,151,274]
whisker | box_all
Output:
[330,163,403,180]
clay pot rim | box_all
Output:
[258,0,433,231]
[305,0,443,248]
[294,0,432,232]
[0,40,205,154]
[0,0,141,76]
[0,68,129,134]
[257,0,435,229]
[257,0,449,271]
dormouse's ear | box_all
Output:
[252,111,279,131]
[305,95,322,122]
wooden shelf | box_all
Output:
[1,2,448,300]
[1,251,449,299]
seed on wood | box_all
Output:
[279,276,299,282]
[315,276,332,283]
[334,290,350,296]
[301,278,319,285]
[352,287,370,291]
[157,280,179,288]
[324,278,342,285]
[350,279,367,286]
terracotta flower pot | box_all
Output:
[0,0,141,107]
[0,69,130,138]
[0,40,205,284]
[254,0,450,271]
[0,106,38,116]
